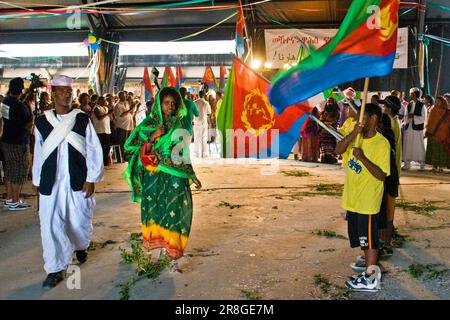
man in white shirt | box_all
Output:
[32,75,103,288]
[402,87,427,170]
[194,90,212,158]
[114,91,134,162]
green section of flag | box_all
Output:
[216,64,235,158]
[272,0,381,84]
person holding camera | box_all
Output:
[1,78,33,210]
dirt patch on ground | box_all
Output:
[0,160,449,300]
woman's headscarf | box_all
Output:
[123,87,196,203]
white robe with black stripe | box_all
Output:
[32,112,103,274]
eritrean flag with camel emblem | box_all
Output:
[269,0,399,112]
[217,58,318,159]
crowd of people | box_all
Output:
[0,80,221,210]
[293,87,450,173]
[0,74,449,292]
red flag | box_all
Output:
[219,65,227,92]
[162,66,177,88]
[202,65,217,89]
[235,0,245,57]
[143,67,155,97]
[175,66,184,89]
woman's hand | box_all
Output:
[149,126,166,142]
[193,179,202,189]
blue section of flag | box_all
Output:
[248,113,310,159]
[144,89,152,101]
[236,35,245,58]
[269,52,396,113]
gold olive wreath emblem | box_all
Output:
[241,88,275,136]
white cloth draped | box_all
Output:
[33,112,104,273]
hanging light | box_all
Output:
[251,59,262,70]
[264,61,273,69]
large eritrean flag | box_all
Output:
[269,0,399,112]
[217,58,315,159]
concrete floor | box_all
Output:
[0,159,449,300]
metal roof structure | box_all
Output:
[1,0,449,44]
[0,1,449,93]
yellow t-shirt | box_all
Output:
[341,132,391,215]
[338,117,357,136]
[391,116,402,177]
[338,118,357,167]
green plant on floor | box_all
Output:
[319,248,336,253]
[313,273,351,300]
[218,201,243,209]
[117,233,171,300]
[392,228,410,248]
[312,229,347,240]
[118,277,136,300]
[313,183,343,194]
[88,240,117,251]
[396,200,447,217]
[241,290,262,300]
[407,264,449,280]
[282,170,311,177]
[313,274,332,293]
[272,183,344,200]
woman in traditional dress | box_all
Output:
[301,107,320,162]
[123,87,202,269]
[425,96,450,172]
[319,97,340,164]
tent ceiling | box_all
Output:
[0,0,449,44]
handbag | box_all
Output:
[140,141,159,170]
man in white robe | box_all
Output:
[194,90,212,158]
[402,87,427,171]
[32,75,104,288]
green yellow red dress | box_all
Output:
[123,88,196,259]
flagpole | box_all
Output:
[309,114,343,142]
[354,77,370,147]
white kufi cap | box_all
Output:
[51,74,73,87]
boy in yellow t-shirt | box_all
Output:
[335,103,390,292]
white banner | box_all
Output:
[264,27,408,69]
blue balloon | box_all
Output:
[91,42,99,51]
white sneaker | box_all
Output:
[8,201,32,211]
[3,199,13,207]
[346,266,381,292]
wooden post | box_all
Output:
[354,77,370,147]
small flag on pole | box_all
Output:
[162,66,177,88]
[143,66,155,100]
[235,0,245,58]
[202,65,217,90]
